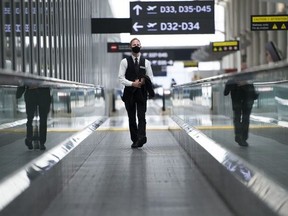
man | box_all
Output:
[224,78,258,147]
[118,38,154,148]
[17,86,51,150]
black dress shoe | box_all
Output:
[239,140,249,147]
[40,143,46,150]
[25,139,33,150]
[131,142,138,148]
[137,137,147,148]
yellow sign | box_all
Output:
[252,16,288,23]
[212,40,240,52]
[212,41,239,47]
[251,15,288,31]
[183,61,198,68]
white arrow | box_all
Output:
[133,5,142,16]
[133,22,144,32]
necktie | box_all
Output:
[134,57,139,74]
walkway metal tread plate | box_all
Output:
[42,130,234,216]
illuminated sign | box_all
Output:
[107,43,130,52]
[183,61,199,67]
[212,40,240,52]
[251,15,288,31]
[123,51,174,66]
[130,1,215,35]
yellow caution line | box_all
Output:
[0,124,280,133]
[97,126,173,131]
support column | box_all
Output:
[239,0,249,70]
[234,0,241,71]
[276,30,286,60]
[246,0,252,68]
[251,0,260,66]
[267,3,277,44]
[276,3,287,60]
[259,1,268,65]
[224,0,233,69]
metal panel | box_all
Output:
[0,1,4,68]
[20,0,26,72]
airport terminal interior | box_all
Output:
[1,0,288,215]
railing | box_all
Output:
[0,69,106,124]
[170,61,288,125]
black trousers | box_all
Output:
[24,88,51,144]
[124,90,147,143]
[233,100,253,141]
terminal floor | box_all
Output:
[41,123,234,216]
[1,100,288,215]
[0,101,235,216]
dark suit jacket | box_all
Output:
[224,79,258,110]
[16,86,26,99]
[139,74,155,99]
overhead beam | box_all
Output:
[91,18,132,34]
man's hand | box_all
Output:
[132,79,142,88]
[140,78,145,85]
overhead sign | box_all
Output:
[114,46,197,61]
[183,61,199,68]
[107,43,130,52]
[92,18,131,33]
[130,1,215,35]
[212,40,240,52]
[142,51,174,66]
[123,52,174,66]
[251,15,288,31]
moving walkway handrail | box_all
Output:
[173,60,288,88]
[0,69,96,89]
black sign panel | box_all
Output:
[130,1,215,35]
[251,15,288,31]
[122,52,173,67]
[132,18,214,34]
[141,51,174,66]
[107,43,130,52]
[92,18,131,34]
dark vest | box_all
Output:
[125,56,146,81]
[122,56,147,102]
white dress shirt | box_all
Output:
[118,54,153,87]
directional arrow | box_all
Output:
[133,22,144,32]
[167,60,174,65]
[133,5,142,16]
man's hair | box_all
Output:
[130,38,141,46]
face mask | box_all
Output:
[132,46,141,53]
